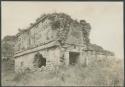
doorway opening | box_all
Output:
[33,52,46,68]
[69,52,80,65]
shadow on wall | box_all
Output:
[33,52,46,68]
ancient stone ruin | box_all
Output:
[14,13,114,72]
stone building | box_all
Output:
[14,13,114,72]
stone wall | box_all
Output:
[15,46,61,72]
[14,13,115,72]
[15,45,114,72]
[15,19,58,53]
[63,45,87,66]
[15,13,90,54]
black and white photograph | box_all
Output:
[1,1,124,86]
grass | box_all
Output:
[1,57,124,86]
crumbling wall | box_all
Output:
[15,46,61,72]
[65,23,84,45]
[47,47,61,66]
[14,13,115,72]
[15,53,35,72]
[62,45,87,66]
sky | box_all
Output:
[1,1,123,59]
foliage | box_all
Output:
[2,35,16,59]
[2,57,124,86]
[2,35,16,42]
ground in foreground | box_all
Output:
[1,58,124,86]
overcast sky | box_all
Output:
[1,1,123,59]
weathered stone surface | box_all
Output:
[14,13,114,72]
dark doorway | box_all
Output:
[69,52,80,65]
[33,52,46,68]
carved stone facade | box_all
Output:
[14,13,114,72]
